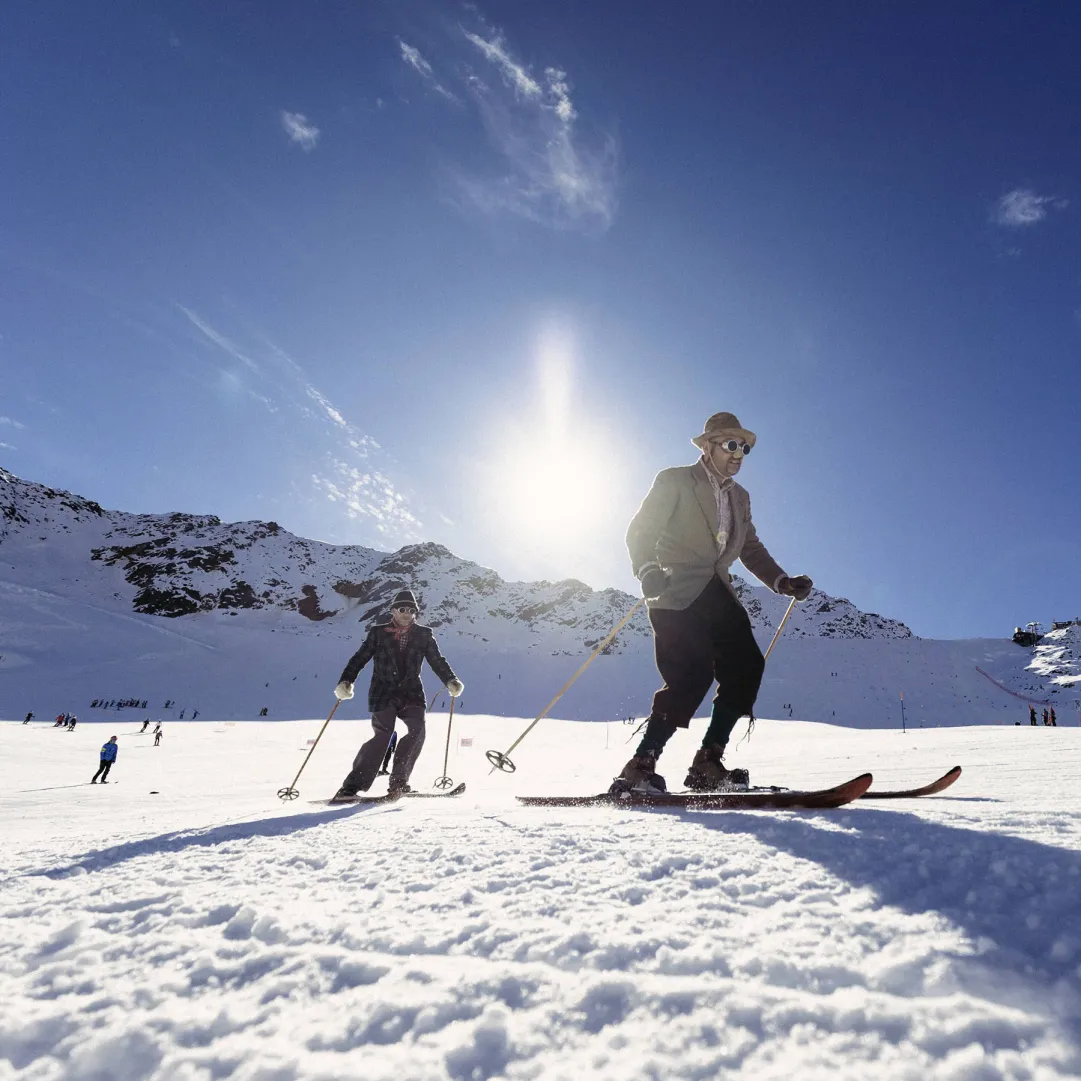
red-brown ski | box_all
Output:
[516,772,873,809]
[859,765,961,799]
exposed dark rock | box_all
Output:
[297,585,337,621]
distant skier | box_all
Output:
[1043,708,1050,726]
[23,711,33,724]
[141,719,150,733]
[619,411,813,794]
[67,715,77,731]
[192,709,199,720]
[377,730,398,776]
[154,726,163,747]
[54,714,65,728]
[1029,705,1038,726]
[1050,707,1057,726]
[329,589,463,801]
[92,736,118,783]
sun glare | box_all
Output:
[480,325,626,579]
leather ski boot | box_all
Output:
[610,753,667,796]
[387,777,412,798]
[684,745,750,792]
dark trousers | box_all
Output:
[638,577,765,758]
[340,701,425,793]
[92,760,113,782]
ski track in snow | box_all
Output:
[2,718,1081,1080]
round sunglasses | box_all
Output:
[393,606,417,615]
[711,438,753,455]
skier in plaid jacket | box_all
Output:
[329,589,463,800]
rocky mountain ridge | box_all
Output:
[4,466,1078,725]
[0,466,911,649]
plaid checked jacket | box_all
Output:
[339,622,457,712]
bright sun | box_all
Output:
[480,326,626,577]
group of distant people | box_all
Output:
[50,712,78,730]
[90,698,197,716]
[1027,706,1058,726]
[139,719,165,745]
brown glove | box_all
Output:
[777,575,814,601]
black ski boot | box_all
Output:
[387,777,412,798]
[328,787,358,804]
[684,745,749,792]
[609,753,667,797]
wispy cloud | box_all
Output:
[0,416,26,429]
[281,110,320,151]
[399,40,457,102]
[993,188,1068,227]
[178,306,261,374]
[313,466,422,538]
[0,441,16,451]
[176,306,422,543]
[462,31,542,99]
[397,17,617,232]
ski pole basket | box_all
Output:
[485,599,645,775]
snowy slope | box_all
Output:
[2,717,1081,1080]
[2,466,1078,727]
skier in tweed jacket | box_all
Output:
[330,589,463,800]
[619,412,813,795]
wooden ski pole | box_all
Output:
[763,596,798,663]
[486,599,645,773]
[277,699,341,800]
[434,694,457,789]
[736,595,798,748]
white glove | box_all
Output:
[334,681,355,700]
[447,678,464,698]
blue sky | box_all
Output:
[2,1,1079,639]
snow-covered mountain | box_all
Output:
[2,466,1077,726]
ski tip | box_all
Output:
[859,765,962,800]
[847,772,874,797]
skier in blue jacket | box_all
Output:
[91,736,119,784]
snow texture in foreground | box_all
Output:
[3,716,1081,1080]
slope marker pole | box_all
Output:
[486,599,645,774]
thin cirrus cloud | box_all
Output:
[281,110,321,151]
[993,188,1068,227]
[397,19,617,232]
[177,306,423,543]
[399,41,457,102]
[1,416,26,429]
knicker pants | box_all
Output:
[640,576,765,756]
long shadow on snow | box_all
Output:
[24,804,399,879]
[670,804,1081,1018]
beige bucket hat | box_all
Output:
[691,411,756,450]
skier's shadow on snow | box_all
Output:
[27,804,401,879]
[675,804,1081,1016]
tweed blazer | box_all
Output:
[339,622,457,712]
[626,461,787,611]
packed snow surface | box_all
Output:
[3,716,1081,1080]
